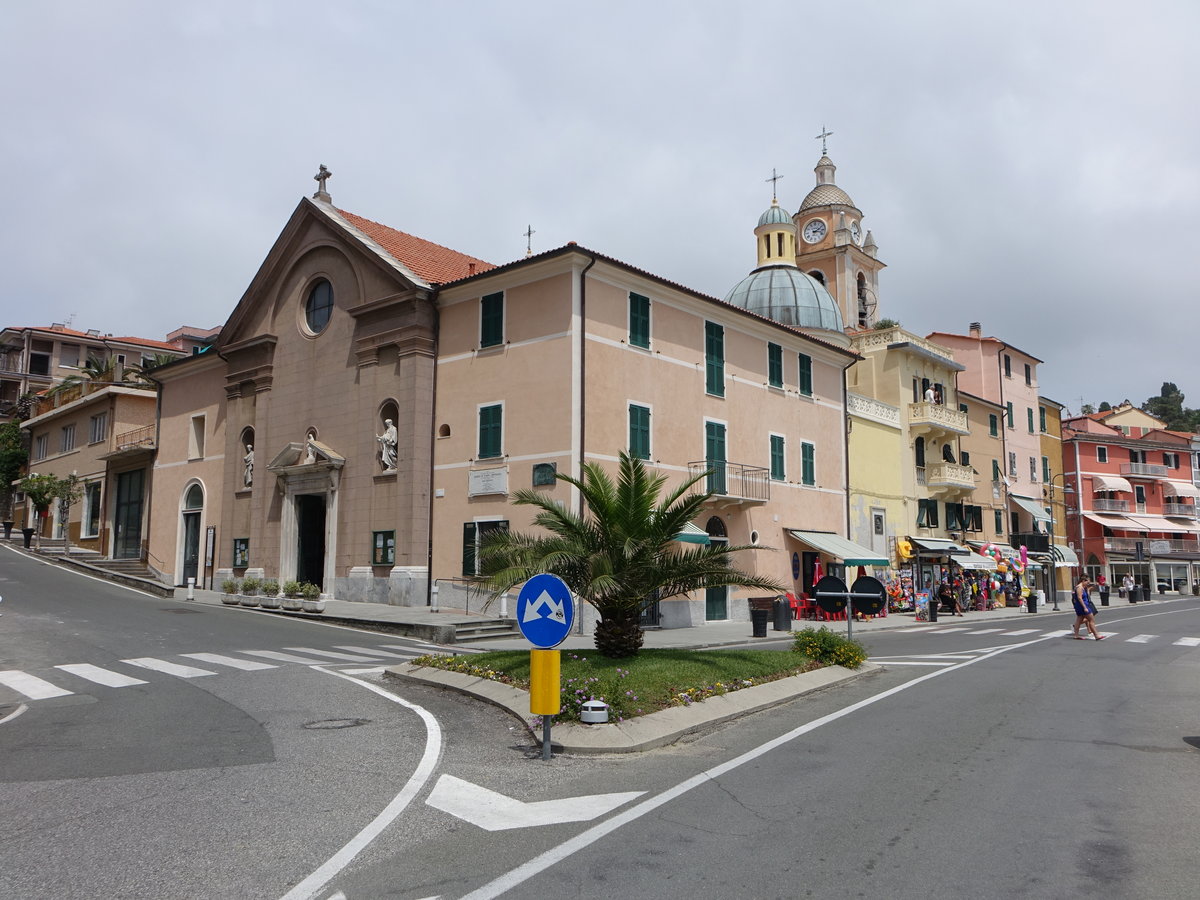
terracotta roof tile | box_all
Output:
[336,208,496,285]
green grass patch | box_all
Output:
[412,648,823,723]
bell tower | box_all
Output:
[791,132,886,330]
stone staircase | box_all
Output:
[88,557,158,580]
[452,618,522,641]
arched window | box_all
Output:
[184,484,203,509]
[706,516,728,541]
[808,270,826,285]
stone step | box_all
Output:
[453,619,522,641]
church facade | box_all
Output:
[146,168,859,626]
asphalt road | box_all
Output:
[4,548,1199,899]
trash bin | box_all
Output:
[1099,587,1110,607]
[21,527,35,549]
[750,608,770,637]
[928,595,938,623]
[1027,590,1038,614]
[1128,586,1140,604]
[772,597,792,632]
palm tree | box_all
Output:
[478,451,785,658]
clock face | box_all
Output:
[850,221,861,244]
[802,219,827,243]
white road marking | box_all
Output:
[242,650,334,664]
[0,703,28,724]
[1173,637,1200,646]
[878,660,955,667]
[55,664,148,687]
[340,667,385,675]
[282,647,383,662]
[925,627,967,633]
[1003,629,1040,636]
[181,653,278,671]
[1127,634,1155,643]
[426,775,644,831]
[873,654,978,661]
[0,671,72,699]
[333,645,414,658]
[279,669,442,900]
[965,628,1002,634]
[122,658,216,678]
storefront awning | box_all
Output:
[957,551,999,570]
[1052,544,1080,567]
[1126,514,1199,534]
[1083,513,1148,532]
[1163,481,1200,499]
[1092,474,1133,493]
[910,537,970,556]
[1009,494,1051,523]
[788,530,889,566]
[674,522,711,544]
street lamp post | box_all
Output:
[1045,473,1074,612]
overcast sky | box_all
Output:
[4,1,1197,417]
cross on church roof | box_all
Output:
[765,168,784,202]
[524,224,535,257]
[815,126,834,156]
[313,164,332,200]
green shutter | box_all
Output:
[770,434,785,480]
[629,293,650,348]
[798,353,813,396]
[481,292,504,347]
[462,523,477,576]
[1006,402,1014,428]
[478,404,502,458]
[992,459,1000,481]
[629,404,650,459]
[768,343,783,388]
[705,421,726,493]
[705,322,724,396]
[1042,456,1051,482]
[989,414,998,436]
[994,510,1004,533]
[1027,408,1035,433]
[1039,406,1047,432]
[801,442,815,485]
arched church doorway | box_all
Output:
[296,494,327,589]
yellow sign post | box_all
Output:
[530,649,561,759]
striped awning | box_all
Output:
[788,530,889,566]
[1163,481,1200,499]
[674,522,711,545]
[1052,544,1080,567]
[1092,474,1133,493]
[1009,495,1051,523]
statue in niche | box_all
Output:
[303,436,317,465]
[243,444,254,487]
[377,418,398,471]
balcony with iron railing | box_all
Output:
[1092,498,1129,513]
[687,460,770,505]
[1010,532,1050,553]
[907,401,969,438]
[99,424,156,460]
[1163,501,1199,519]
[1106,536,1200,554]
[1120,462,1169,478]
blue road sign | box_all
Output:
[516,573,575,648]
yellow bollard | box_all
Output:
[529,649,561,716]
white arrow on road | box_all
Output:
[426,775,643,831]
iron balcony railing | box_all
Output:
[1106,536,1200,554]
[687,460,770,502]
[1010,532,1050,553]
[1093,498,1129,513]
[114,424,155,451]
[1163,501,1198,519]
[1120,462,1169,478]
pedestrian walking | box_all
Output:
[1072,576,1104,640]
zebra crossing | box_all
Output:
[874,626,1200,667]
[0,641,474,704]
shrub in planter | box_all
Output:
[791,626,868,669]
[299,582,325,613]
[239,577,262,607]
[220,578,241,605]
[260,579,281,609]
[281,580,303,611]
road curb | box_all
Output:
[384,660,881,754]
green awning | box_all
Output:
[674,522,711,545]
[788,530,889,566]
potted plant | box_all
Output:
[260,579,281,610]
[220,578,241,606]
[281,580,303,612]
[300,582,325,613]
[239,577,262,608]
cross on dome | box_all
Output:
[815,126,834,156]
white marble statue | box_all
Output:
[243,444,254,487]
[377,418,398,471]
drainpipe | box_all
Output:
[426,291,440,607]
[841,362,852,539]
[576,249,596,633]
